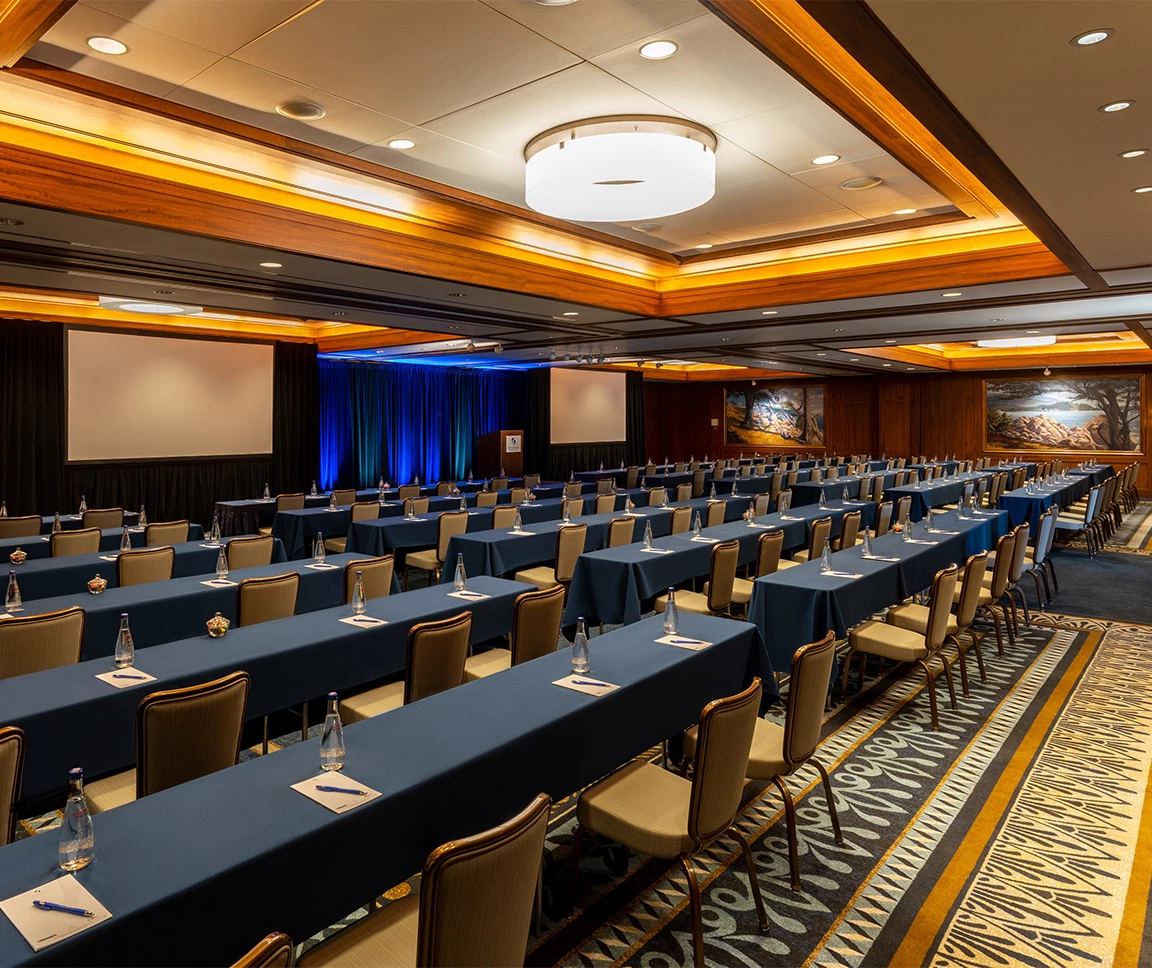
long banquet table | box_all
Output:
[884,471,994,521]
[997,474,1091,530]
[35,511,140,535]
[0,524,205,563]
[0,613,768,967]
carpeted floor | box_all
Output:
[1040,548,1152,626]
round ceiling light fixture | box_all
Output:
[893,208,917,215]
[276,100,326,121]
[388,139,415,150]
[118,302,186,315]
[1099,100,1133,113]
[639,40,678,59]
[259,261,282,268]
[524,116,717,222]
[694,243,713,249]
[1133,186,1152,194]
[840,176,883,191]
[1120,149,1148,158]
[87,36,128,55]
[1071,28,1112,46]
[533,0,577,5]
[812,154,841,165]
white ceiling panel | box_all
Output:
[793,154,938,214]
[669,174,847,238]
[233,0,581,124]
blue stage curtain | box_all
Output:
[318,360,527,489]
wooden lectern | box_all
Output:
[477,429,524,478]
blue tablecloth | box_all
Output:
[792,472,897,507]
[563,501,876,626]
[885,472,993,522]
[3,555,368,661]
[1,577,525,803]
[749,508,1012,668]
[4,536,284,601]
[903,461,960,477]
[0,614,769,967]
[573,469,629,487]
[1067,464,1114,487]
[36,511,140,535]
[0,524,205,563]
[997,475,1090,530]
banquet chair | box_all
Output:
[237,573,300,627]
[988,522,1031,629]
[711,465,726,480]
[775,489,793,515]
[888,552,988,696]
[492,505,518,528]
[809,468,822,482]
[475,490,498,508]
[1010,468,1026,490]
[339,612,472,723]
[740,464,752,477]
[464,584,565,681]
[654,539,739,617]
[117,545,175,587]
[145,520,189,546]
[940,481,974,511]
[906,471,919,485]
[682,632,841,893]
[992,507,1057,606]
[50,527,101,557]
[785,516,833,565]
[524,474,541,488]
[874,501,894,537]
[491,477,510,491]
[325,503,379,554]
[0,726,24,847]
[563,497,584,518]
[957,531,1016,655]
[648,487,668,506]
[595,478,614,494]
[893,470,907,487]
[86,671,250,814]
[227,535,274,570]
[626,466,640,489]
[403,497,430,516]
[974,476,990,508]
[669,505,692,534]
[510,487,528,504]
[344,556,394,603]
[645,463,657,476]
[232,933,294,968]
[435,481,452,497]
[894,495,913,526]
[397,484,422,501]
[0,606,85,680]
[260,494,304,535]
[676,483,692,501]
[674,462,688,473]
[932,465,944,479]
[692,469,706,497]
[786,470,798,488]
[870,475,886,503]
[298,793,550,968]
[595,493,616,514]
[0,515,40,539]
[571,680,766,967]
[82,508,124,530]
[608,517,634,548]
[404,510,469,588]
[843,563,960,730]
[753,493,770,516]
[769,473,783,506]
[565,482,582,499]
[711,529,783,615]
[705,500,725,528]
[513,522,586,593]
[332,489,357,506]
[831,509,862,550]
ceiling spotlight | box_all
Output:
[636,360,644,367]
[893,208,917,215]
[882,363,892,367]
[549,349,557,361]
[259,261,282,268]
[850,358,860,362]
[493,343,503,354]
[654,361,663,369]
[990,318,1005,322]
[885,339,896,344]
[632,221,663,232]
[0,217,23,226]
[907,367,915,371]
[447,292,466,298]
[1044,367,1052,376]
[86,36,128,55]
[1071,28,1112,46]
[562,311,579,316]
[811,154,840,165]
[694,243,713,249]
[387,139,416,150]
[639,40,678,59]
[751,379,757,386]
[1120,149,1149,158]
[276,100,327,121]
[1027,330,1041,334]
[816,352,827,357]
[1133,186,1152,193]
[1099,100,1133,113]
[599,354,607,364]
[761,310,778,315]
[941,291,963,297]
[840,176,883,191]
[465,340,476,352]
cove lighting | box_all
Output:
[98,295,203,316]
[976,336,1057,348]
[524,116,716,222]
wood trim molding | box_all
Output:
[0,0,74,67]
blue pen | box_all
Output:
[351,617,379,624]
[112,673,146,680]
[668,638,703,646]
[33,900,94,918]
[572,679,609,687]
[315,784,368,796]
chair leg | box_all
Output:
[839,647,856,701]
[1030,571,1046,611]
[1012,585,1031,626]
[570,824,583,907]
[262,715,269,755]
[967,628,987,682]
[939,654,958,711]
[771,776,802,893]
[678,855,706,968]
[986,608,1004,657]
[810,756,844,845]
[917,659,940,730]
[534,856,544,936]
[300,701,308,743]
[403,565,409,591]
[729,827,769,933]
[949,633,970,697]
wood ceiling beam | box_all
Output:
[1126,318,1152,351]
[0,0,73,67]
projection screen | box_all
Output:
[549,368,627,444]
[67,329,274,461]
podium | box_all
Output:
[477,429,523,478]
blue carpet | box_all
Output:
[1044,547,1152,625]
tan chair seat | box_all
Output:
[405,548,440,572]
[513,566,558,591]
[323,537,348,554]
[85,768,137,815]
[952,582,994,607]
[850,620,928,662]
[339,681,404,724]
[654,590,712,615]
[704,577,752,606]
[776,559,800,570]
[463,648,511,682]
[791,549,814,562]
[576,760,694,857]
[886,602,959,637]
[681,717,787,779]
[258,526,273,536]
[298,894,418,967]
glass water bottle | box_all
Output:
[5,571,21,613]
[692,512,702,537]
[58,768,94,872]
[263,483,271,501]
[52,512,62,533]
[329,491,337,510]
[819,537,833,573]
[314,532,326,562]
[351,570,366,614]
[320,693,345,772]
[663,588,680,634]
[139,505,147,528]
[209,515,221,543]
[513,508,523,531]
[453,554,466,591]
[0,501,6,518]
[571,618,589,674]
[120,527,132,552]
[642,519,653,550]
[114,613,134,669]
[79,494,87,514]
[216,547,229,579]
[311,480,318,496]
[862,528,874,557]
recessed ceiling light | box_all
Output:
[850,358,860,362]
[447,292,466,298]
[1071,28,1112,46]
[882,363,892,367]
[562,311,579,316]
[632,221,663,232]
[990,318,1005,322]
[86,36,128,55]
[811,154,840,165]
[331,312,346,316]
[893,208,917,215]
[840,176,883,191]
[1134,186,1152,193]
[387,139,415,150]
[907,367,915,371]
[760,310,778,315]
[276,100,326,121]
[941,291,963,297]
[1026,330,1040,334]
[885,339,897,344]
[259,261,282,268]
[533,0,578,5]
[639,40,678,59]
[1120,149,1149,159]
[0,217,23,226]
[721,338,729,341]
[1099,100,1133,113]
[694,243,713,249]
[816,352,827,356]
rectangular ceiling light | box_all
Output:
[975,335,1056,348]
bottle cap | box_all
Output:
[328,691,338,700]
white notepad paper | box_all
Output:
[95,668,157,689]
[0,875,112,952]
[641,547,674,555]
[339,616,388,628]
[292,772,382,814]
[448,590,490,601]
[200,578,235,587]
[305,562,339,570]
[655,634,712,651]
[552,674,620,697]
[98,555,118,562]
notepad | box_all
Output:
[292,772,381,814]
[448,590,490,601]
[927,529,961,535]
[861,554,901,562]
[552,674,620,697]
[0,875,112,952]
[306,562,339,570]
[640,547,674,555]
[505,530,534,536]
[820,570,864,579]
[905,539,940,545]
[339,615,388,628]
[200,578,236,587]
[95,668,157,689]
[690,536,719,543]
[98,554,119,562]
[655,634,712,651]
[199,543,222,549]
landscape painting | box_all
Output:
[985,376,1141,453]
[726,386,825,447]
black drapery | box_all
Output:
[273,340,319,494]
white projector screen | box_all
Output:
[550,368,627,444]
[67,329,274,461]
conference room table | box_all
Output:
[0,612,768,967]
[1068,463,1115,487]
[749,508,1013,670]
[35,511,140,535]
[791,471,898,507]
[563,500,877,627]
[2,577,526,804]
[343,502,559,558]
[1,554,367,661]
[0,524,206,563]
[884,472,994,522]
[997,474,1091,530]
[4,536,285,602]
[903,460,961,477]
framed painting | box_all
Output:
[725,385,825,447]
[984,375,1142,454]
